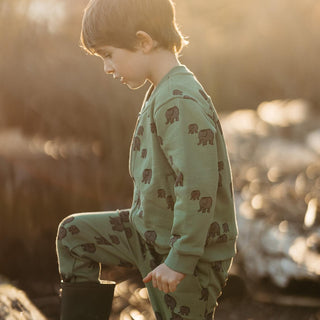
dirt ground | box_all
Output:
[215,296,319,320]
[24,271,320,320]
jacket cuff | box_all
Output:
[164,247,200,275]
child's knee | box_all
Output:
[56,214,79,244]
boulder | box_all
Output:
[222,99,320,288]
[0,279,47,320]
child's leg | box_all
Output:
[144,259,232,320]
[56,210,142,283]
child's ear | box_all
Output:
[135,31,156,53]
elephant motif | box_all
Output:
[205,222,221,247]
[68,225,80,235]
[164,294,177,311]
[141,148,147,158]
[217,234,228,243]
[62,216,74,226]
[190,190,200,200]
[200,288,209,301]
[144,230,157,245]
[58,226,67,240]
[158,189,166,198]
[218,161,224,171]
[175,172,183,187]
[199,89,209,101]
[171,313,183,320]
[119,210,130,223]
[173,89,183,96]
[218,161,224,187]
[188,123,198,134]
[110,235,120,245]
[95,236,111,245]
[109,216,124,232]
[183,95,197,102]
[124,227,133,239]
[158,136,163,145]
[150,122,157,134]
[198,197,213,213]
[212,261,222,272]
[142,169,152,184]
[133,136,141,151]
[165,106,179,124]
[137,126,144,136]
[169,234,181,246]
[166,195,175,210]
[81,243,96,253]
[222,222,230,233]
[179,306,190,316]
[198,129,214,146]
[208,222,221,237]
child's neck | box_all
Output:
[147,49,181,87]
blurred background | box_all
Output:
[0,0,320,319]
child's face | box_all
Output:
[95,45,149,90]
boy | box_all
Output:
[56,0,238,319]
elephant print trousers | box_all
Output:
[56,210,232,320]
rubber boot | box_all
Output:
[60,282,115,320]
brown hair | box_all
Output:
[80,0,188,54]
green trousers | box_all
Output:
[56,210,231,320]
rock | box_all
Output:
[222,109,268,136]
[256,138,318,174]
[237,201,320,287]
[257,99,311,128]
[222,100,320,288]
[307,129,320,155]
[0,282,47,320]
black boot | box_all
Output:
[60,282,115,320]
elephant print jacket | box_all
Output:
[129,65,238,275]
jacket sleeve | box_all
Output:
[154,97,219,274]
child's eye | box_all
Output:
[104,53,112,59]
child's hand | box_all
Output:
[142,263,185,293]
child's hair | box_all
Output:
[80,0,188,55]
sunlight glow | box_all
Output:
[251,194,263,210]
[257,99,310,127]
[22,0,66,33]
[267,167,282,182]
[129,309,145,320]
[278,220,288,233]
[304,198,318,228]
[289,237,320,275]
[138,288,149,300]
